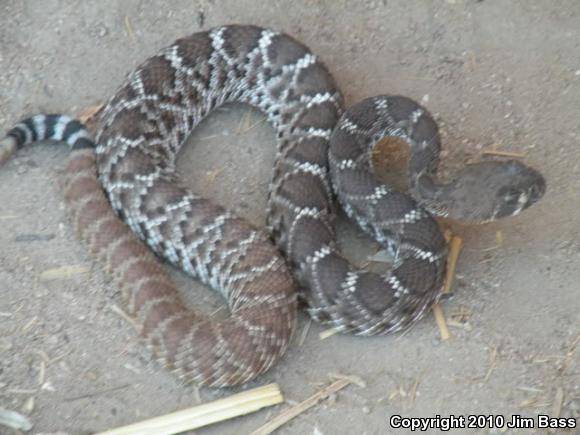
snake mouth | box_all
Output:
[497,162,547,217]
[528,175,547,205]
[516,168,546,215]
[510,173,546,217]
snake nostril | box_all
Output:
[530,184,544,203]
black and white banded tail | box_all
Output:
[0,114,94,167]
[5,114,94,150]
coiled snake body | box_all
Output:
[0,25,545,386]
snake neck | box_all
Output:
[411,159,546,224]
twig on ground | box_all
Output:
[250,379,356,435]
[96,383,284,435]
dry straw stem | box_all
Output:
[124,16,136,41]
[77,104,104,124]
[432,303,451,341]
[482,149,526,158]
[319,327,339,340]
[0,137,17,165]
[250,378,354,435]
[96,383,283,435]
[443,235,463,294]
[548,387,565,434]
[39,265,89,281]
[298,318,312,346]
[483,346,498,382]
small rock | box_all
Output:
[41,381,55,392]
[21,396,35,414]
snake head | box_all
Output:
[433,160,546,223]
[493,161,546,217]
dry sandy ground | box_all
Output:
[0,1,579,434]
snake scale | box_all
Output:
[0,25,545,387]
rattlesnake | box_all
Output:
[0,25,545,386]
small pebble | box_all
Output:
[21,396,35,413]
[97,25,108,37]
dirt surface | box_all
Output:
[1,1,579,434]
